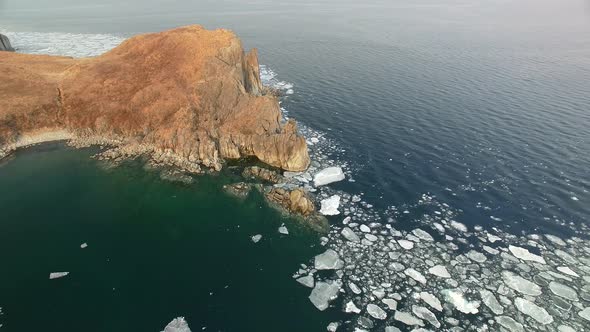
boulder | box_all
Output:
[0,34,14,52]
[242,166,282,183]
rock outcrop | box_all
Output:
[242,166,283,183]
[265,187,316,216]
[0,34,14,52]
[0,25,309,171]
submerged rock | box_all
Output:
[161,317,192,332]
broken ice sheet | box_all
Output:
[309,280,341,311]
[319,195,341,215]
[315,249,343,270]
[313,167,345,186]
[161,317,192,332]
[49,272,69,279]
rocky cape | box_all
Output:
[0,25,310,172]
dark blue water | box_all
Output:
[1,0,590,330]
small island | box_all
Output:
[0,25,309,173]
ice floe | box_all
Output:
[315,249,344,270]
[314,167,345,187]
[501,271,542,296]
[278,224,289,235]
[366,304,387,320]
[508,245,546,264]
[49,272,69,279]
[251,234,262,243]
[514,297,554,325]
[319,195,341,215]
[161,317,192,332]
[309,280,341,311]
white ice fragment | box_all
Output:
[359,224,371,233]
[466,250,487,263]
[412,305,440,328]
[558,325,576,332]
[320,195,341,215]
[349,282,362,295]
[315,249,343,270]
[309,281,340,311]
[549,281,578,301]
[366,304,387,320]
[341,227,360,242]
[404,268,426,284]
[344,300,361,313]
[382,298,398,310]
[364,234,378,242]
[419,292,442,312]
[412,229,434,242]
[441,289,480,314]
[394,311,424,327]
[310,137,320,144]
[479,289,504,315]
[80,243,88,249]
[483,245,499,255]
[501,271,542,296]
[251,234,262,243]
[450,220,468,233]
[495,316,524,332]
[49,272,69,279]
[514,297,553,325]
[508,245,546,264]
[398,239,414,250]
[162,317,192,332]
[278,224,289,235]
[557,266,579,277]
[487,233,502,243]
[579,307,590,321]
[428,265,451,278]
[326,322,339,332]
[545,234,566,246]
[296,275,315,288]
[571,196,579,201]
[313,167,345,186]
[385,327,401,332]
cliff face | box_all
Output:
[0,25,309,171]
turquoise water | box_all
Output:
[0,144,339,331]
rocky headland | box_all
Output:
[0,25,309,172]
